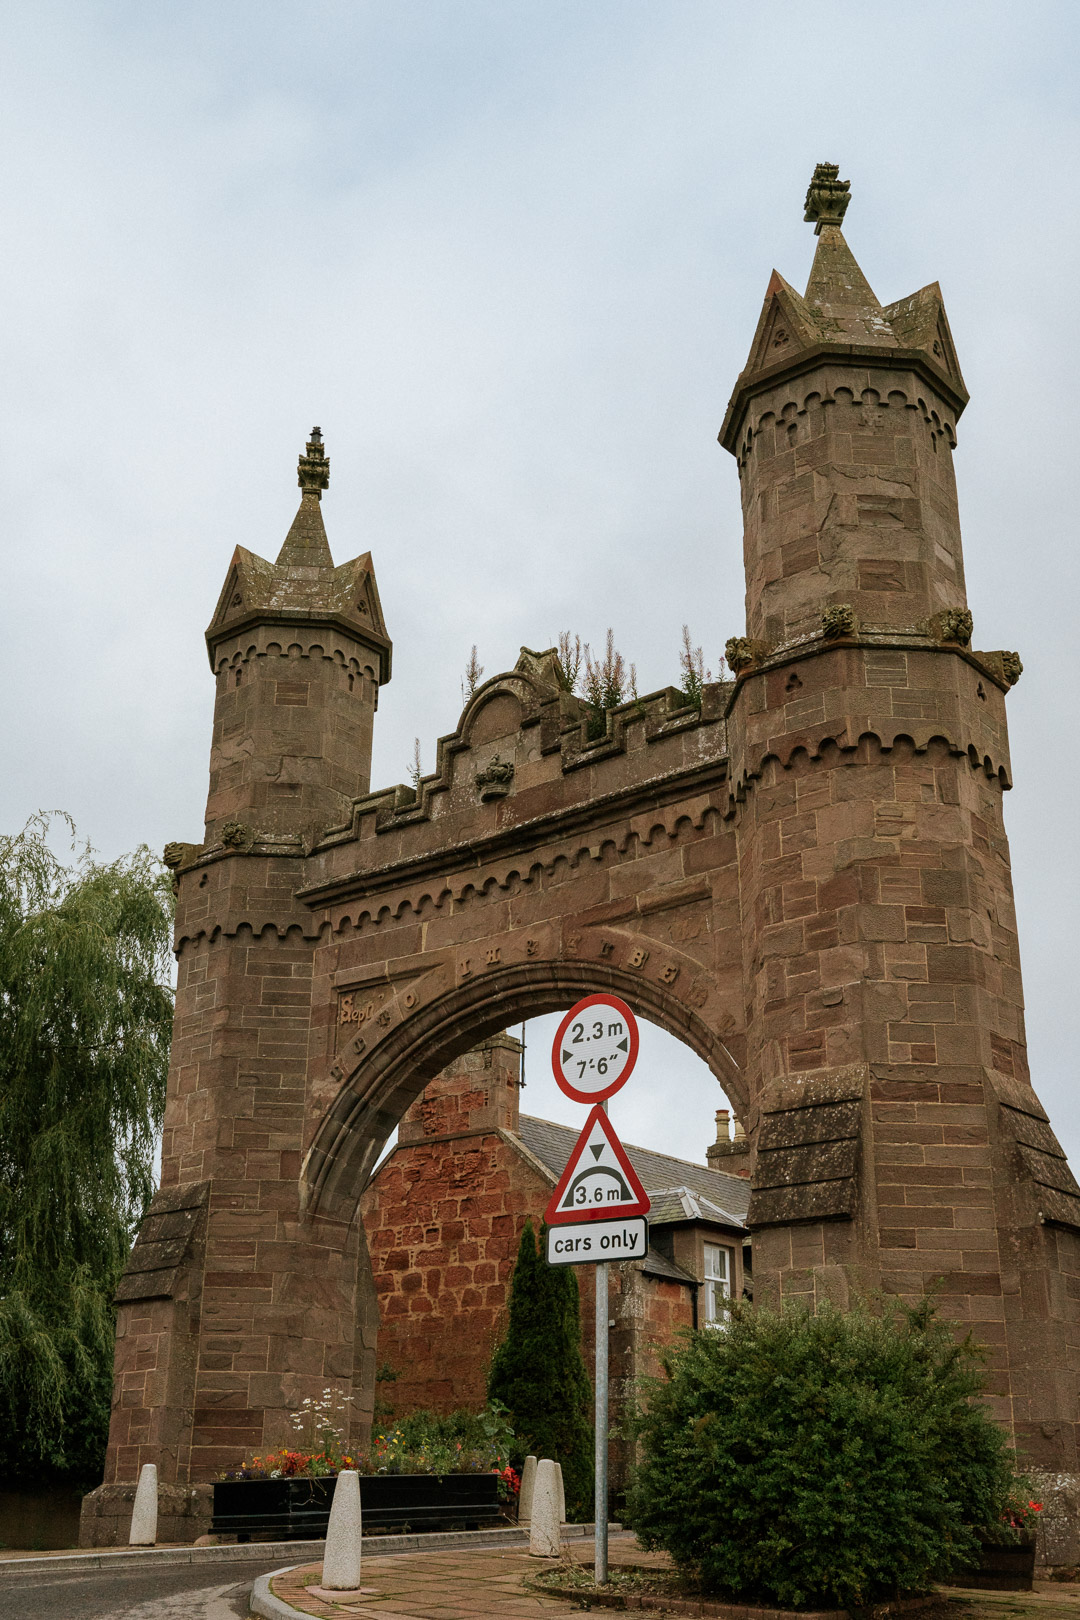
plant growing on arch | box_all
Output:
[555,629,636,740]
[486,1219,594,1519]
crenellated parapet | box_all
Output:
[308,645,730,866]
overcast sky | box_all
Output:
[2,2,1077,1168]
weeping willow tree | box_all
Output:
[0,815,174,1485]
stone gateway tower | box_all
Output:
[83,167,1079,1554]
[720,166,1078,1494]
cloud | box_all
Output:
[3,1,1078,1164]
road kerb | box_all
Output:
[0,1521,613,1582]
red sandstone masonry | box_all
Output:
[91,182,1080,1554]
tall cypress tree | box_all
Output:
[0,815,174,1484]
[487,1219,594,1518]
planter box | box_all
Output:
[944,1533,1036,1592]
[210,1471,504,1541]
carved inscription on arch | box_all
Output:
[324,913,732,1098]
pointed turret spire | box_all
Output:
[801,165,895,346]
[206,427,392,685]
[719,161,967,454]
[276,427,333,570]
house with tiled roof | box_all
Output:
[358,1033,750,1489]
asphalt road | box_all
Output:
[0,1555,275,1619]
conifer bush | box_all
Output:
[627,1299,1020,1610]
[487,1219,594,1518]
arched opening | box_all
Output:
[315,965,749,1490]
[303,957,745,1223]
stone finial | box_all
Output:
[804,163,851,235]
[725,635,756,673]
[298,426,330,496]
[475,754,515,801]
[940,607,974,646]
[1002,651,1023,686]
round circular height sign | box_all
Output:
[551,993,639,1103]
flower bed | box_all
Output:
[211,1397,520,1540]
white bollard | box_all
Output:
[128,1463,158,1546]
[554,1461,566,1526]
[322,1470,363,1590]
[528,1459,561,1557]
[518,1454,537,1522]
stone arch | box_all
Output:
[303,955,744,1223]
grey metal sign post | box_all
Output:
[594,1257,609,1583]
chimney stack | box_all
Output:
[707,1107,751,1176]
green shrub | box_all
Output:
[626,1299,1020,1609]
[487,1219,594,1518]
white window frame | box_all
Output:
[702,1242,734,1328]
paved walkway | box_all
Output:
[266,1536,656,1617]
[264,1544,1080,1620]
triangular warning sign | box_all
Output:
[544,1106,651,1226]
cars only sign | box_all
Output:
[546,1216,648,1266]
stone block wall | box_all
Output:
[205,625,381,846]
[609,1266,694,1493]
[78,1482,212,1549]
[98,853,370,1508]
[734,366,966,647]
[360,1038,537,1413]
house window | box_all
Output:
[702,1243,734,1327]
